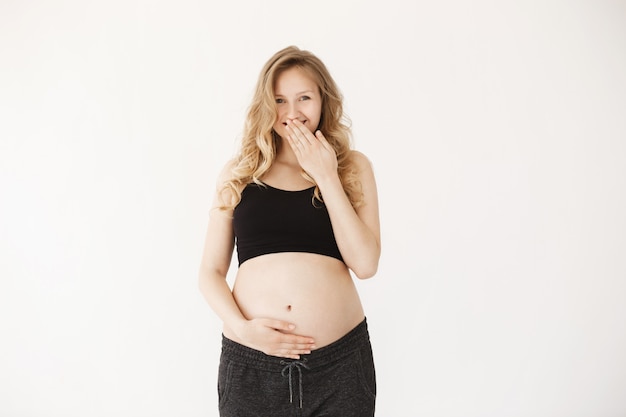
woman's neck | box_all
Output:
[274,138,299,167]
[263,138,313,189]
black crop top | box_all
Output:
[232,182,343,266]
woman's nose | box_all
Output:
[286,102,300,119]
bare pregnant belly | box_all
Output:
[223,252,365,349]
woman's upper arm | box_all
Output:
[199,208,235,279]
[199,160,238,279]
[352,151,381,249]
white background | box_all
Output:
[1,1,625,416]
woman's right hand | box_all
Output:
[235,318,316,359]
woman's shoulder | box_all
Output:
[347,150,375,173]
[211,158,247,208]
[215,157,248,190]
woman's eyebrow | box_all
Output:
[274,90,315,96]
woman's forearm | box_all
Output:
[198,270,247,332]
[317,174,380,279]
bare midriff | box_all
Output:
[223,252,365,349]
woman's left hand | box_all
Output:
[285,119,338,182]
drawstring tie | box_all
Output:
[280,359,309,408]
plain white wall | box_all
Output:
[1,1,625,416]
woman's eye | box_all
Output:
[275,98,284,104]
[299,96,310,101]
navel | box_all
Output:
[286,304,292,312]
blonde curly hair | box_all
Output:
[219,46,362,210]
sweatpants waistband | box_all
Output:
[221,318,370,372]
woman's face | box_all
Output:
[272,67,322,139]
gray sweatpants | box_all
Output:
[217,318,376,417]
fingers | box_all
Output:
[264,318,296,332]
[315,130,333,152]
[263,318,316,344]
[276,340,315,355]
[241,318,318,359]
[273,340,316,359]
[285,134,301,156]
[281,120,338,183]
[262,319,316,358]
[286,119,315,146]
[278,333,316,347]
[281,341,317,350]
[285,120,333,156]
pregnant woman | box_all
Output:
[198,45,381,417]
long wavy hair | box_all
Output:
[218,46,363,210]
